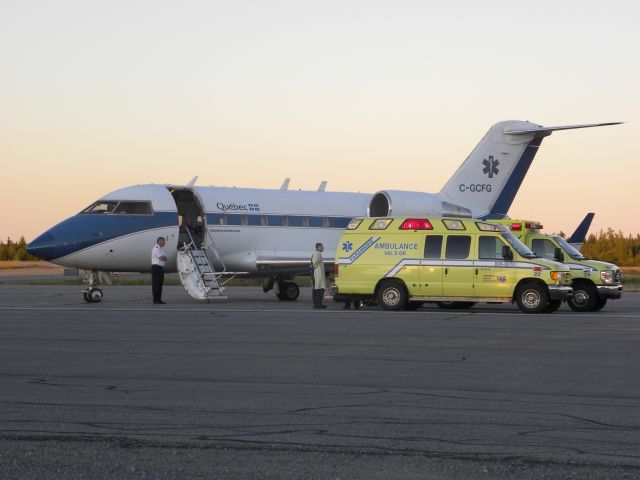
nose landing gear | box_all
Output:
[83,285,104,303]
[82,270,108,303]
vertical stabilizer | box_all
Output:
[438,121,621,219]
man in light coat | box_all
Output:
[311,242,327,309]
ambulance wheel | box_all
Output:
[515,283,548,314]
[592,298,608,311]
[436,301,476,309]
[277,282,299,301]
[377,280,408,311]
[404,301,424,311]
[567,283,598,312]
[544,299,562,313]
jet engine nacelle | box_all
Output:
[368,190,472,218]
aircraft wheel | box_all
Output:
[83,291,92,303]
[277,282,299,301]
[515,283,548,314]
[377,280,408,311]
[567,283,598,312]
[88,287,103,303]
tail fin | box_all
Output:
[568,212,595,250]
[438,121,622,219]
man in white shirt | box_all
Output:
[151,237,167,304]
[311,242,327,309]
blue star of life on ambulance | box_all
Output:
[342,241,353,252]
[482,156,500,178]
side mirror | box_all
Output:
[501,245,513,261]
[554,247,565,262]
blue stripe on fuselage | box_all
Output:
[27,212,178,261]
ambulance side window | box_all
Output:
[479,236,505,259]
[531,238,557,260]
[424,235,443,258]
[445,236,471,259]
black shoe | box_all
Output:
[317,304,327,309]
[153,300,166,304]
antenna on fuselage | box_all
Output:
[280,178,290,190]
[187,176,199,186]
[318,181,327,191]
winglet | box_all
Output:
[187,176,199,186]
[280,178,290,190]
[318,181,327,192]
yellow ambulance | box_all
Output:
[492,219,623,311]
[332,217,573,313]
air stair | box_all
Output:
[177,227,229,300]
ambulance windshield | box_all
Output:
[554,236,586,260]
[501,232,537,258]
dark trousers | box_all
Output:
[312,288,324,306]
[151,265,164,302]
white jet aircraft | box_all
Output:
[27,120,620,302]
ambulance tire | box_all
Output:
[592,298,608,311]
[544,299,562,313]
[436,301,476,309]
[277,282,300,301]
[377,280,408,311]
[567,283,598,312]
[404,301,424,310]
[515,283,548,314]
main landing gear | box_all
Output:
[263,276,300,301]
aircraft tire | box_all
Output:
[277,282,300,301]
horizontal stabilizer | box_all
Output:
[504,122,623,136]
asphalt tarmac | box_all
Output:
[1,285,639,479]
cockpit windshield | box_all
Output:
[81,201,152,215]
[81,201,119,214]
[501,232,538,258]
[554,235,586,260]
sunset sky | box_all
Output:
[1,0,638,241]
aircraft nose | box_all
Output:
[27,230,58,261]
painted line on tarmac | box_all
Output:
[0,306,638,319]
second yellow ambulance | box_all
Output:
[332,217,573,313]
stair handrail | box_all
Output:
[203,227,227,272]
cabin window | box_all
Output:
[81,201,119,214]
[531,238,557,260]
[424,235,443,258]
[113,201,152,215]
[309,217,323,228]
[479,236,505,259]
[445,235,471,259]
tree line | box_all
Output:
[0,237,40,261]
[581,229,640,266]
[2,229,640,265]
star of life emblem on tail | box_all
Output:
[482,156,499,178]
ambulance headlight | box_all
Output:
[600,270,614,284]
